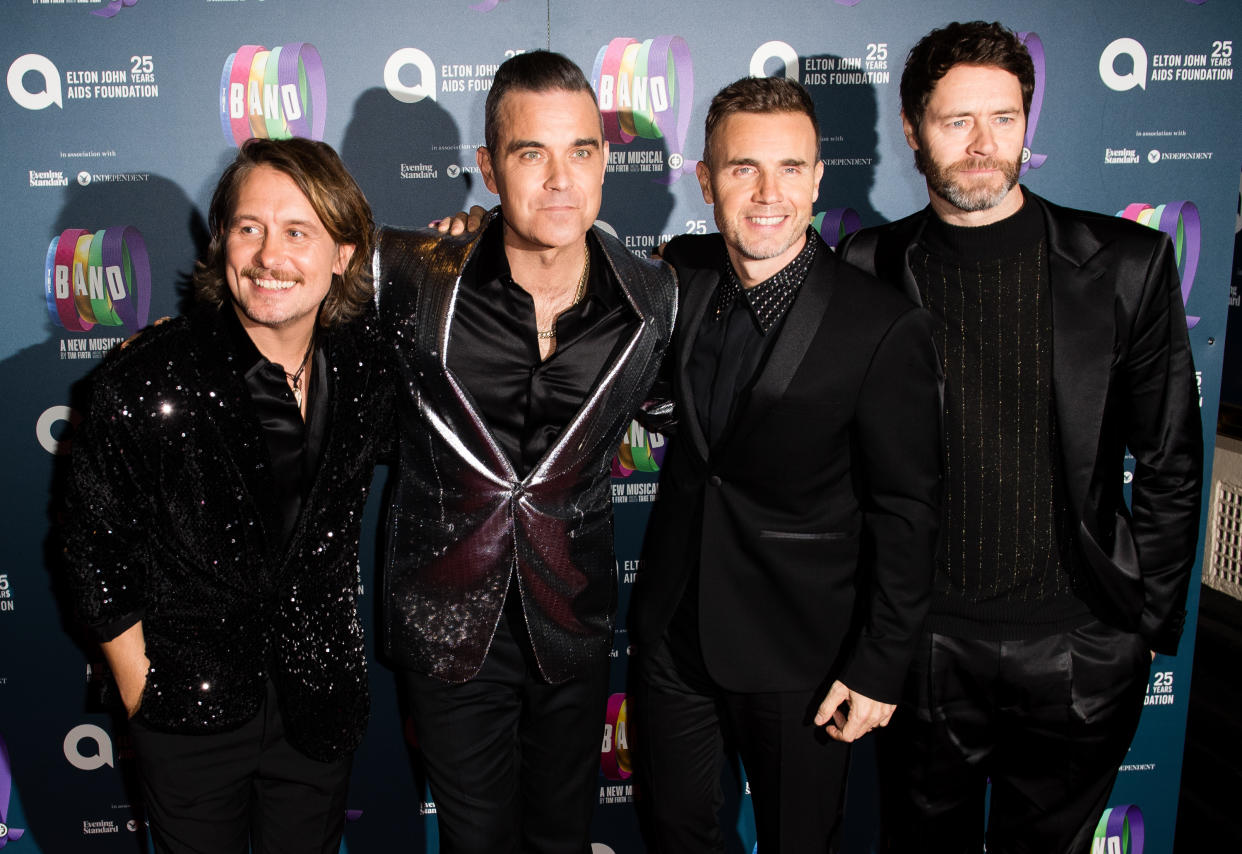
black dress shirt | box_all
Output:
[448,223,638,478]
[224,307,328,553]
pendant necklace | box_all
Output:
[284,332,315,409]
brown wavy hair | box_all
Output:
[701,76,819,166]
[900,21,1035,137]
[192,137,375,328]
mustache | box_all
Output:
[241,267,303,284]
[953,157,1011,172]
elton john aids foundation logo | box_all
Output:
[45,227,151,333]
[612,421,666,477]
[1117,201,1201,328]
[591,37,694,184]
[600,693,631,780]
[7,53,61,110]
[1092,804,1144,854]
[219,43,327,146]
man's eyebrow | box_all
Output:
[505,137,601,153]
[723,157,808,167]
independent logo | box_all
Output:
[219,43,327,146]
[45,227,151,333]
[591,36,694,184]
[1116,202,1200,328]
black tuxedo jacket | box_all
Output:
[631,234,942,703]
[376,213,676,684]
[838,191,1203,654]
[63,307,391,761]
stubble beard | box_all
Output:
[915,147,1021,214]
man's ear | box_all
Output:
[901,111,919,152]
[478,146,499,194]
[696,159,713,205]
[334,243,356,276]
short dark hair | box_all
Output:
[483,50,600,154]
[701,76,819,165]
[900,21,1035,137]
[192,137,375,328]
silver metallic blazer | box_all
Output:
[374,211,676,683]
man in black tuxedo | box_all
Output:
[837,21,1203,853]
[629,76,943,852]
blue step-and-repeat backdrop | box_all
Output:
[2,1,1239,852]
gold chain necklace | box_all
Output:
[537,245,590,342]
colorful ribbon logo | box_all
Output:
[1117,201,1201,328]
[1092,804,1144,854]
[0,735,28,848]
[812,208,861,249]
[45,227,151,333]
[1017,31,1048,177]
[92,0,138,18]
[612,421,666,477]
[600,693,631,780]
[219,43,327,147]
[591,36,695,184]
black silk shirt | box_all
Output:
[448,225,638,478]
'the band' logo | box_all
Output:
[613,420,666,477]
[0,734,28,846]
[812,209,861,249]
[45,227,151,333]
[7,53,62,110]
[1116,201,1201,328]
[592,36,695,184]
[219,43,327,146]
[1017,31,1048,176]
[384,48,436,104]
[1091,804,1144,854]
[1100,38,1148,92]
[600,693,631,780]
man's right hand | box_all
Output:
[101,621,150,718]
[430,205,489,236]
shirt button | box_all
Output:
[709,475,722,487]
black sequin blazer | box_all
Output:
[62,306,392,761]
[375,212,676,684]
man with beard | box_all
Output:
[628,76,941,853]
[837,21,1203,853]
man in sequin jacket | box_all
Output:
[62,138,390,854]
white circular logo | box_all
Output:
[126,820,138,832]
[1021,147,1031,164]
[447,164,461,178]
[0,822,8,836]
[1099,38,1148,92]
[668,153,683,170]
[63,723,115,771]
[36,405,80,455]
[384,48,437,104]
[749,40,799,82]
[77,171,91,186]
[1147,149,1161,164]
[7,53,62,110]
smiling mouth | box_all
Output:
[749,215,787,226]
[243,268,301,290]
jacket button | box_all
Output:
[709,475,722,487]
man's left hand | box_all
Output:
[813,680,895,743]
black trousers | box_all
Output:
[401,608,610,854]
[878,621,1151,854]
[128,681,352,854]
[631,637,851,853]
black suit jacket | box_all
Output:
[838,191,1203,655]
[631,234,942,703]
[376,213,676,683]
[63,307,391,761]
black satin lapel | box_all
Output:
[724,253,835,448]
[676,266,718,461]
[1050,248,1114,515]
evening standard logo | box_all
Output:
[1091,804,1144,854]
[220,44,328,146]
[1100,37,1233,91]
[1105,147,1140,164]
[0,735,29,845]
[600,693,632,781]
[752,40,890,86]
[30,169,69,188]
[400,163,438,180]
[0,573,13,612]
[1117,201,1201,328]
[83,819,120,836]
[592,36,694,183]
[45,226,151,337]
